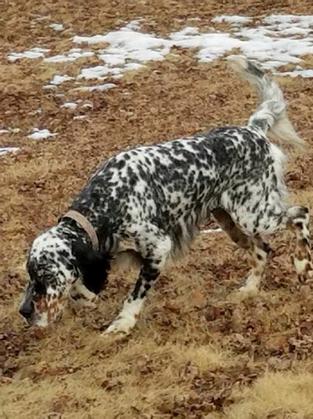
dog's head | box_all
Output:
[20,226,111,327]
[20,228,79,327]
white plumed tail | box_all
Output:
[227,55,305,150]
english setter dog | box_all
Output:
[20,56,312,334]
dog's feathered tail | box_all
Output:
[227,55,305,149]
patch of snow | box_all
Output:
[78,65,124,80]
[171,15,313,67]
[76,83,116,92]
[8,14,313,99]
[170,30,242,63]
[212,15,251,25]
[8,47,50,62]
[73,34,109,44]
[44,49,94,63]
[0,147,19,156]
[124,62,143,71]
[124,20,142,31]
[230,15,313,71]
[75,21,171,80]
[100,26,171,59]
[78,65,111,80]
[73,15,313,81]
[61,102,78,109]
[50,74,73,85]
[72,13,312,83]
[264,14,313,28]
[49,23,64,31]
[278,68,313,78]
[97,53,126,67]
[73,115,87,120]
[43,85,57,90]
[0,129,9,135]
[27,129,57,140]
[174,27,199,36]
[82,102,93,109]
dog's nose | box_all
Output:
[19,301,34,319]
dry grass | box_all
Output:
[1,1,313,418]
[227,372,313,418]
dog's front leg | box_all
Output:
[69,279,98,308]
[104,234,172,335]
[104,261,160,335]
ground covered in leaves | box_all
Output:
[1,1,313,418]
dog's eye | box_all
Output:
[33,282,46,295]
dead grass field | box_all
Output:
[1,1,313,418]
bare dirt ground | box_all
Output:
[1,1,313,418]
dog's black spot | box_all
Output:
[72,241,111,294]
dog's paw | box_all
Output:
[103,315,136,336]
[237,273,260,298]
[69,280,98,308]
[69,294,98,309]
[292,256,313,283]
[238,283,259,297]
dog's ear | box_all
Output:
[72,242,111,294]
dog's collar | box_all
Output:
[62,210,99,251]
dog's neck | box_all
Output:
[56,218,111,294]
[58,218,92,247]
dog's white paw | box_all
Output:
[238,283,259,297]
[69,280,98,308]
[238,273,260,297]
[103,315,136,335]
[103,298,143,336]
[69,294,98,308]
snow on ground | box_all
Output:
[73,115,88,120]
[75,83,116,92]
[61,102,78,109]
[71,15,313,79]
[171,15,313,66]
[279,68,313,78]
[7,47,50,62]
[49,23,64,32]
[50,74,73,85]
[212,15,252,25]
[44,49,94,63]
[7,15,313,94]
[74,20,172,82]
[27,129,57,140]
[4,14,313,155]
[0,147,19,156]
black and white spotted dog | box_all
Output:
[20,56,312,333]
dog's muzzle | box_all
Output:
[19,300,34,322]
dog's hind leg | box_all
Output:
[238,237,271,295]
[213,208,271,295]
[287,206,313,283]
[104,230,172,335]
